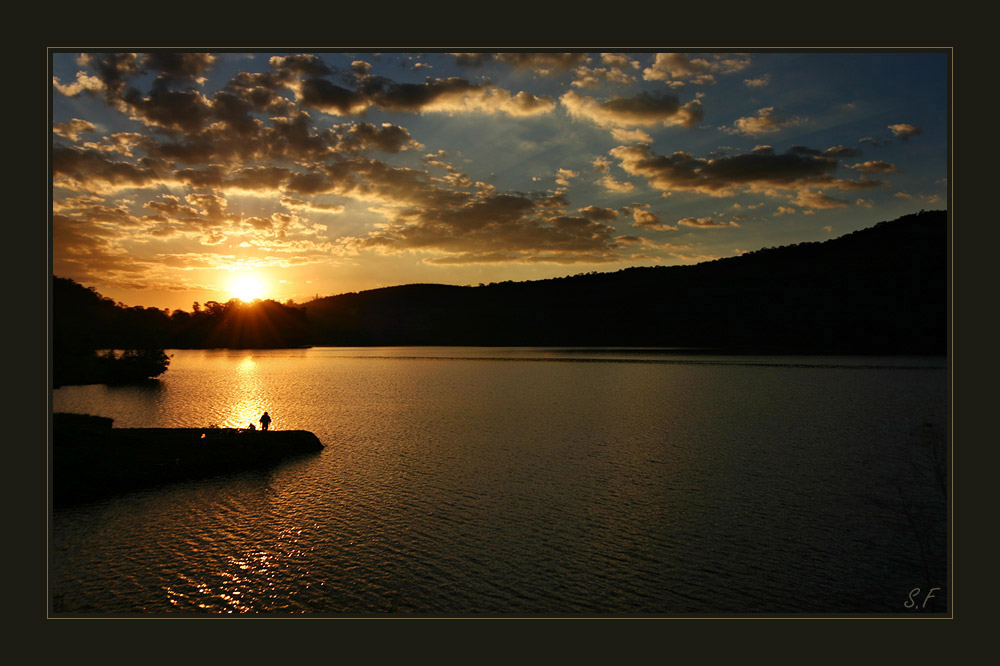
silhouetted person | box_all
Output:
[247,423,255,431]
[260,411,271,431]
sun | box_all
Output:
[229,274,265,302]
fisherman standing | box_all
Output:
[260,411,272,431]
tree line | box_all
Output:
[51,282,309,385]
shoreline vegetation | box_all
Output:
[52,413,324,507]
[53,210,947,387]
[53,348,170,388]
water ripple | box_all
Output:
[51,349,947,614]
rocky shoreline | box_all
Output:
[52,413,324,506]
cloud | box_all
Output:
[53,118,97,142]
[642,53,751,86]
[572,53,640,88]
[623,203,676,231]
[142,52,218,83]
[555,168,579,187]
[677,216,739,228]
[52,71,105,97]
[791,190,849,209]
[351,60,373,74]
[744,74,771,88]
[888,123,922,140]
[296,78,367,114]
[610,127,653,143]
[561,90,703,129]
[821,145,862,158]
[144,192,238,229]
[123,85,215,134]
[342,189,628,265]
[56,54,221,134]
[423,150,476,188]
[859,136,887,148]
[280,197,346,215]
[609,143,886,197]
[300,75,557,118]
[70,53,143,100]
[452,52,589,75]
[338,122,422,153]
[578,205,618,222]
[722,107,803,136]
[52,146,165,193]
[69,54,557,143]
[848,160,898,174]
[269,54,333,78]
[597,174,635,193]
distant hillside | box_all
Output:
[303,210,947,353]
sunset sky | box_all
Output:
[51,50,949,311]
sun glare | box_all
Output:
[230,274,265,302]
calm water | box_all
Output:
[50,348,948,614]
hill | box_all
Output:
[302,210,947,353]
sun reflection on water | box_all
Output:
[223,356,266,429]
[163,527,314,613]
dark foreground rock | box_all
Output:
[53,413,324,506]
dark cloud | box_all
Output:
[70,52,216,91]
[358,76,478,113]
[53,146,162,192]
[347,189,626,264]
[285,171,337,196]
[142,52,217,82]
[299,77,365,114]
[343,159,471,208]
[143,192,237,229]
[77,52,142,99]
[610,144,886,196]
[339,122,419,153]
[121,80,213,133]
[173,166,227,189]
[269,54,333,78]
[562,90,703,129]
[225,166,295,191]
[210,90,266,137]
[578,205,618,222]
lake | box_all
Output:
[50,347,949,615]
